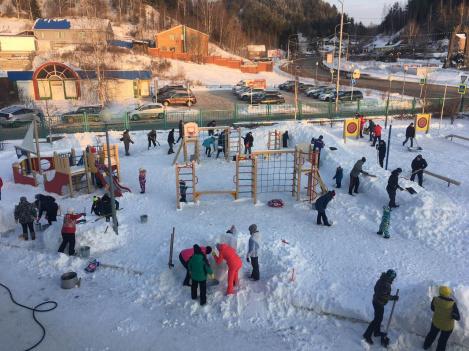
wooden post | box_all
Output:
[191,161,197,201]
[175,164,181,209]
[235,155,240,199]
[183,138,188,162]
[252,156,257,204]
[172,142,184,165]
[225,127,230,161]
[33,118,42,175]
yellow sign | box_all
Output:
[352,69,361,79]
[343,118,360,140]
[414,113,431,133]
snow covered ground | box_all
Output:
[0,118,469,351]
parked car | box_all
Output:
[278,81,295,90]
[158,88,193,100]
[158,85,186,95]
[160,92,197,107]
[337,90,363,101]
[305,86,328,97]
[311,88,335,99]
[61,105,103,123]
[128,103,165,121]
[319,90,342,101]
[300,83,315,92]
[251,92,285,105]
[239,88,265,101]
[0,105,43,123]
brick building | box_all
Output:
[155,25,208,58]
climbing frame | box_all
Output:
[267,130,282,150]
[175,162,197,209]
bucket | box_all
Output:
[79,246,90,258]
[140,215,148,223]
[60,271,80,289]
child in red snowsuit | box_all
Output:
[58,209,84,256]
[213,243,242,295]
[139,168,146,194]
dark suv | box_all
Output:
[61,105,103,123]
[160,92,197,107]
[338,91,363,101]
[252,92,285,105]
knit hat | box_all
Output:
[385,269,397,280]
[139,168,146,172]
[396,168,403,173]
[20,196,27,202]
[205,246,212,254]
[439,286,452,298]
[248,224,257,234]
[226,225,237,234]
[361,157,366,162]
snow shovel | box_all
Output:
[381,289,399,347]
[329,147,338,151]
[405,187,417,195]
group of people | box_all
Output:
[363,270,461,351]
[178,224,261,306]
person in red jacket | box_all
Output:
[58,209,85,256]
[179,245,212,286]
[0,176,3,200]
[372,124,382,146]
[213,243,242,295]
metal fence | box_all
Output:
[0,97,465,140]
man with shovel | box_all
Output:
[410,154,428,187]
[363,269,399,345]
[386,168,404,208]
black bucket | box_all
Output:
[140,215,148,223]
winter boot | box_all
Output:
[383,233,390,239]
[363,335,373,345]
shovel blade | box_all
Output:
[406,187,417,194]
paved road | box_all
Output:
[291,55,463,101]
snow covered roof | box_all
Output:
[247,45,266,52]
[33,18,111,31]
[6,70,151,81]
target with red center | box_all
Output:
[417,117,428,129]
[347,122,358,134]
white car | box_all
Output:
[239,88,265,101]
[128,103,165,121]
[0,105,43,123]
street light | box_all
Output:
[335,0,347,113]
[332,22,351,64]
[315,61,319,81]
[101,109,119,235]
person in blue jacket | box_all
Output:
[202,136,216,157]
[333,166,343,188]
[314,190,335,226]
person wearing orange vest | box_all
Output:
[423,286,461,351]
[58,209,85,256]
[212,243,242,295]
[372,124,382,146]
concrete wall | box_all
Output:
[0,36,36,52]
[34,28,113,51]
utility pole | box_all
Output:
[315,61,319,81]
[439,83,448,133]
[335,0,345,113]
[385,124,392,170]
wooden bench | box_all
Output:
[423,170,461,187]
[193,190,237,202]
[445,134,469,142]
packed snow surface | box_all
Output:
[0,118,468,350]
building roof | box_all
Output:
[156,24,208,38]
[33,18,111,31]
[247,45,266,52]
[7,70,151,81]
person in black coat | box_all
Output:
[147,129,157,149]
[207,120,216,136]
[410,154,428,186]
[243,132,254,155]
[282,131,289,148]
[35,194,57,225]
[167,129,175,154]
[216,131,226,158]
[376,140,386,168]
[363,270,399,345]
[386,168,404,208]
[101,193,119,222]
[314,190,335,226]
[177,120,184,143]
[403,122,416,147]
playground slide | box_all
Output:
[94,170,131,197]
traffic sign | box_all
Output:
[460,75,468,84]
[351,79,357,86]
[458,84,467,95]
[419,78,426,86]
[352,69,361,79]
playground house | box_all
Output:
[6,61,151,101]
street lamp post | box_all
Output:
[335,2,346,113]
[315,61,319,81]
[101,110,119,235]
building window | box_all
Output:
[57,32,65,39]
[79,31,85,39]
[169,35,175,41]
[40,32,45,39]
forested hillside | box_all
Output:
[380,0,469,34]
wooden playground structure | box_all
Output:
[267,130,282,150]
[175,137,327,208]
[172,122,242,165]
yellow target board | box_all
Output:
[414,113,431,133]
[343,118,360,142]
